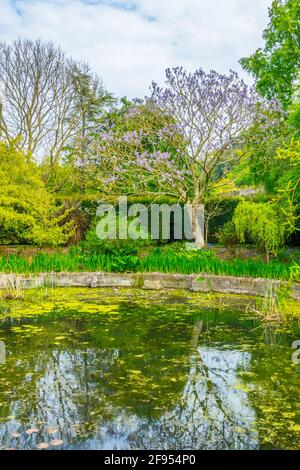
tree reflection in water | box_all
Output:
[0,290,299,450]
[0,340,258,449]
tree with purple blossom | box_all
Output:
[97,68,268,247]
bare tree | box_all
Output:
[0,39,77,163]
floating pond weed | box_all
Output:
[0,287,299,449]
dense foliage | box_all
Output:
[0,142,72,246]
[232,200,296,260]
[0,0,299,264]
[240,0,300,108]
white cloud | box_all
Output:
[0,0,272,98]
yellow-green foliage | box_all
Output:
[277,139,300,165]
[233,200,296,258]
[276,139,300,202]
[0,142,73,246]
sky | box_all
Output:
[0,0,272,99]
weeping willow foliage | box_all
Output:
[233,200,296,260]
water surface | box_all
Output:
[0,288,299,450]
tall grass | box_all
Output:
[142,248,294,280]
[0,247,298,281]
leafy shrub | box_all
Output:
[85,236,140,257]
[216,221,240,246]
[109,255,141,272]
[232,200,296,261]
[0,142,73,246]
[84,212,154,256]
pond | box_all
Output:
[0,288,299,450]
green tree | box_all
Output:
[240,101,288,192]
[240,0,300,107]
[0,142,72,245]
[64,64,115,193]
[41,67,114,243]
[288,80,300,134]
[232,199,296,261]
[276,139,300,206]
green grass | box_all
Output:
[142,248,297,280]
[0,247,298,282]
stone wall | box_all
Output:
[190,275,281,296]
[0,271,299,301]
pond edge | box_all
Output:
[0,272,299,301]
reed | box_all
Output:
[0,248,297,282]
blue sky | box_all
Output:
[0,0,272,98]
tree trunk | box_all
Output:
[187,202,205,249]
[205,220,209,245]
